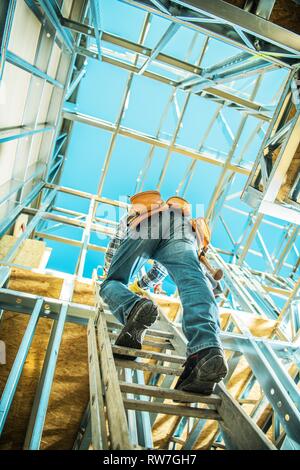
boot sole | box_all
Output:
[114,301,158,361]
[175,354,228,397]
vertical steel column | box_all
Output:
[15,20,59,204]
[76,197,96,277]
[138,22,180,75]
[96,14,151,197]
[205,74,263,225]
[41,2,89,192]
[156,37,210,189]
[23,302,68,449]
[65,64,87,101]
[137,33,206,193]
[35,0,74,52]
[89,0,102,59]
[23,277,75,449]
[1,189,57,264]
[0,0,17,79]
[0,298,44,434]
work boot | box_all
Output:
[174,347,228,396]
[113,298,158,361]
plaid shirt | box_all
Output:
[104,215,168,290]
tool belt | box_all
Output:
[129,191,211,251]
[129,190,210,250]
[129,190,169,228]
[127,190,223,280]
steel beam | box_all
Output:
[76,31,272,119]
[157,91,192,188]
[0,166,45,209]
[34,0,74,52]
[274,226,299,275]
[0,0,17,80]
[23,208,115,237]
[155,35,210,190]
[76,197,96,276]
[135,87,180,193]
[150,0,170,15]
[1,189,56,264]
[184,53,274,93]
[241,72,297,215]
[45,182,128,208]
[205,75,263,224]
[0,124,55,143]
[0,288,95,324]
[134,369,153,448]
[139,35,209,192]
[61,17,272,120]
[244,0,277,21]
[119,0,300,67]
[62,109,251,175]
[6,50,64,88]
[179,102,222,196]
[0,298,44,434]
[138,22,180,74]
[260,111,300,208]
[65,65,87,101]
[96,14,151,197]
[232,315,300,446]
[89,0,102,59]
[24,302,69,449]
[0,182,45,238]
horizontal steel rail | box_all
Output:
[0,298,44,434]
[119,0,300,67]
[0,124,55,144]
[6,51,64,88]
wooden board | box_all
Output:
[0,235,45,268]
[0,264,90,449]
[224,0,300,34]
[0,251,283,450]
[221,311,277,338]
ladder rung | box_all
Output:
[145,329,174,340]
[115,359,182,376]
[123,399,221,420]
[170,437,185,445]
[105,316,174,339]
[211,442,226,449]
[119,381,221,405]
[113,345,185,364]
[109,332,174,350]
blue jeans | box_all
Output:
[100,210,222,356]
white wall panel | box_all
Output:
[0,140,18,186]
[37,83,54,123]
[61,0,74,18]
[28,133,43,167]
[8,0,41,65]
[47,44,62,79]
[0,63,31,128]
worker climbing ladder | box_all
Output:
[0,259,299,449]
[81,284,276,450]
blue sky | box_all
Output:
[43,0,297,287]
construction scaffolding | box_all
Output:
[0,0,300,451]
